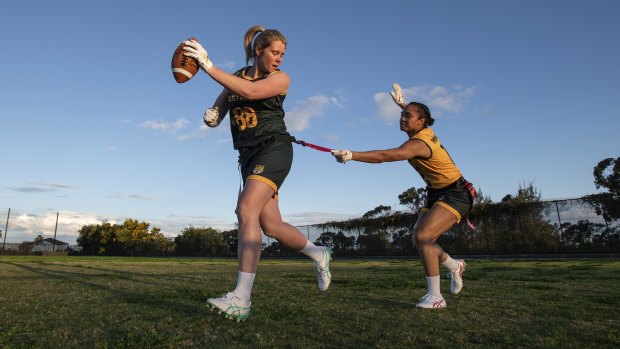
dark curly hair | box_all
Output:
[406,102,435,126]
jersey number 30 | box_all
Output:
[232,107,257,131]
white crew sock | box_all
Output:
[233,271,255,305]
[299,240,325,263]
[441,254,460,272]
[426,275,441,296]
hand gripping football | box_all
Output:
[171,37,199,83]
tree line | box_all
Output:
[312,157,619,256]
[26,157,620,257]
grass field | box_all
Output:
[0,256,618,349]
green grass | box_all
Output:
[0,256,618,349]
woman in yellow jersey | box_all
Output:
[331,84,473,309]
[183,26,332,322]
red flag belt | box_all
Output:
[463,180,478,232]
[294,140,332,152]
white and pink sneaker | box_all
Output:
[416,293,446,309]
[448,259,466,294]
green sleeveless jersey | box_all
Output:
[228,67,290,149]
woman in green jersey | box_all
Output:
[183,26,332,322]
[331,84,474,309]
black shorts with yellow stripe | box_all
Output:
[239,140,293,199]
[422,178,472,223]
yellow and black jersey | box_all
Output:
[407,127,462,189]
[228,67,290,150]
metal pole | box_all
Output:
[2,208,9,251]
[555,201,565,252]
[53,211,59,252]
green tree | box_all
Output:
[465,187,495,253]
[174,226,228,256]
[587,157,620,222]
[333,231,356,254]
[18,241,34,254]
[261,241,295,256]
[398,187,426,212]
[391,228,415,255]
[360,206,394,255]
[115,219,172,256]
[562,220,601,252]
[221,228,239,256]
[593,157,620,196]
[315,231,336,247]
[362,205,392,219]
[501,183,560,253]
[315,231,355,255]
[77,222,118,255]
[262,241,279,256]
[77,219,172,256]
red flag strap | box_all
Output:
[295,140,332,152]
[463,180,477,232]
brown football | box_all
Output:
[171,37,199,83]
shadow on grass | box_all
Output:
[0,261,208,317]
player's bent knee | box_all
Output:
[235,202,258,222]
[413,230,433,246]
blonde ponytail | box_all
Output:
[242,25,287,66]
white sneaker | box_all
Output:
[207,292,251,322]
[314,247,332,291]
[447,259,466,294]
[416,293,446,309]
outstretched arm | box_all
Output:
[331,139,430,164]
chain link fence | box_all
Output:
[267,196,620,256]
[2,195,618,256]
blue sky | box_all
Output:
[1,0,619,245]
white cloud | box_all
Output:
[10,187,56,193]
[219,59,236,70]
[111,192,159,201]
[375,93,401,123]
[282,211,358,226]
[35,182,75,189]
[1,208,357,244]
[7,210,118,239]
[139,94,344,142]
[140,118,212,142]
[178,123,211,142]
[147,216,236,239]
[127,194,159,201]
[375,84,476,122]
[9,182,76,193]
[140,118,190,132]
[285,95,342,131]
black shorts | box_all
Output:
[239,141,293,198]
[422,178,472,223]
